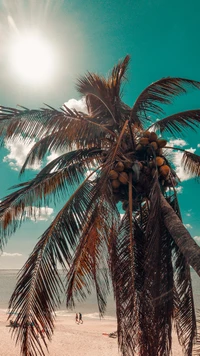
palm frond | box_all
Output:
[148,110,200,135]
[193,309,200,355]
[131,77,200,126]
[112,212,137,356]
[66,201,115,316]
[0,106,58,145]
[182,150,200,177]
[165,194,196,355]
[7,178,101,356]
[76,72,116,121]
[0,163,101,246]
[20,145,102,175]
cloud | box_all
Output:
[3,135,41,171]
[1,252,22,257]
[197,144,200,148]
[168,139,196,181]
[184,223,192,229]
[24,206,54,222]
[63,97,87,113]
[175,186,183,194]
[194,236,200,244]
[168,139,187,147]
[186,213,191,216]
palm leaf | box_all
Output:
[66,202,115,316]
[20,146,102,175]
[0,163,101,245]
[182,150,200,177]
[131,78,200,125]
[148,110,200,135]
[165,194,196,355]
[0,106,58,145]
[193,309,200,355]
[7,179,100,356]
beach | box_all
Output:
[0,312,185,356]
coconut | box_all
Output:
[156,157,165,167]
[119,172,129,185]
[109,170,119,180]
[111,179,121,189]
[124,161,133,170]
[140,137,149,146]
[115,161,125,172]
[159,165,170,178]
[149,132,158,142]
[150,141,158,150]
[157,139,167,148]
[143,131,151,138]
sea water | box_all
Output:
[0,269,199,320]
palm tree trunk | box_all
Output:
[160,194,200,277]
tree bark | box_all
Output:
[160,194,200,277]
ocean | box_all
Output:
[0,269,199,320]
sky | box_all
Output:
[0,0,200,268]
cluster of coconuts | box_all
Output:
[136,131,171,182]
[108,131,176,210]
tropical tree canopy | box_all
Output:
[0,56,200,356]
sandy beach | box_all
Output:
[0,311,185,356]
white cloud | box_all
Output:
[194,236,200,244]
[197,144,200,148]
[24,206,54,222]
[1,252,22,257]
[3,135,41,171]
[168,139,187,147]
[186,213,191,216]
[184,223,192,229]
[168,139,196,181]
[175,186,183,194]
[63,97,88,113]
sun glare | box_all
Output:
[9,32,55,85]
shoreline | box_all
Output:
[0,311,184,356]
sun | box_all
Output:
[9,31,55,85]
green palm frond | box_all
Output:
[131,77,200,125]
[148,110,200,135]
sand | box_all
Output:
[0,312,184,356]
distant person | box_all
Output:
[79,312,83,324]
[75,313,79,324]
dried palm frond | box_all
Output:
[7,179,102,356]
[193,309,200,355]
[148,110,200,135]
[182,150,200,177]
[20,145,102,175]
[66,201,116,316]
[0,166,101,245]
[165,194,196,356]
[131,78,200,125]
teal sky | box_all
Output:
[0,0,200,268]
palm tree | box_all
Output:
[0,56,200,356]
